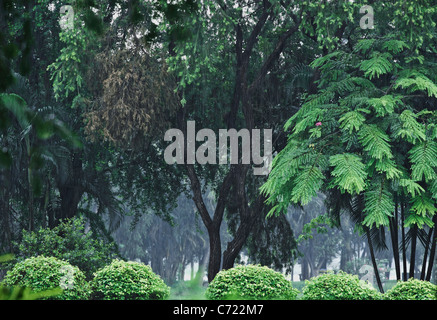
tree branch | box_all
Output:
[185,164,213,229]
[249,22,300,93]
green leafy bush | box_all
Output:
[1,256,90,300]
[90,259,170,300]
[15,217,119,280]
[384,278,437,300]
[205,264,299,300]
[301,271,382,300]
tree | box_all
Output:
[261,1,437,291]
[0,0,182,260]
[160,0,320,282]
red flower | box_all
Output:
[315,122,322,126]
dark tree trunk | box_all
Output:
[222,164,267,270]
[389,199,401,280]
[366,228,384,293]
[425,214,437,281]
[207,226,222,282]
[401,202,408,281]
[420,224,433,280]
[409,224,418,279]
[57,152,83,223]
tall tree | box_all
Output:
[159,0,317,281]
[261,0,437,291]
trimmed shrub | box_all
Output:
[384,278,437,300]
[90,259,170,300]
[301,271,382,300]
[1,255,90,300]
[205,264,300,300]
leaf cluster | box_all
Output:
[90,259,170,300]
[205,264,300,300]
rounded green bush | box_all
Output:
[1,255,90,300]
[384,278,437,300]
[205,264,300,300]
[90,259,170,300]
[302,271,382,300]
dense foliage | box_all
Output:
[205,264,299,300]
[1,255,90,300]
[14,217,118,279]
[261,0,437,291]
[90,259,170,300]
[301,271,382,300]
[0,0,436,301]
[384,278,437,300]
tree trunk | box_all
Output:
[301,257,310,280]
[58,152,83,222]
[365,228,384,293]
[420,225,433,280]
[409,224,417,279]
[389,199,401,280]
[207,226,222,282]
[401,202,408,281]
[222,213,253,270]
[340,217,353,271]
[425,214,437,281]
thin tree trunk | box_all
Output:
[365,228,384,293]
[425,214,437,281]
[401,202,408,281]
[389,199,401,280]
[420,225,433,280]
[409,224,417,279]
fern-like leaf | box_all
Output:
[358,124,393,160]
[394,72,437,98]
[329,153,367,194]
[339,110,366,134]
[409,141,437,182]
[290,165,324,205]
[359,52,394,80]
[363,180,394,228]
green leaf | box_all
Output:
[404,213,434,228]
[367,95,401,117]
[410,193,437,217]
[409,141,437,182]
[329,153,367,194]
[363,181,394,228]
[358,124,393,160]
[291,166,324,205]
[381,40,410,54]
[339,110,366,134]
[359,52,393,80]
[394,73,437,98]
[399,179,425,197]
[394,110,426,143]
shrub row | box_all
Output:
[0,256,170,300]
[206,265,436,301]
[1,258,435,300]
